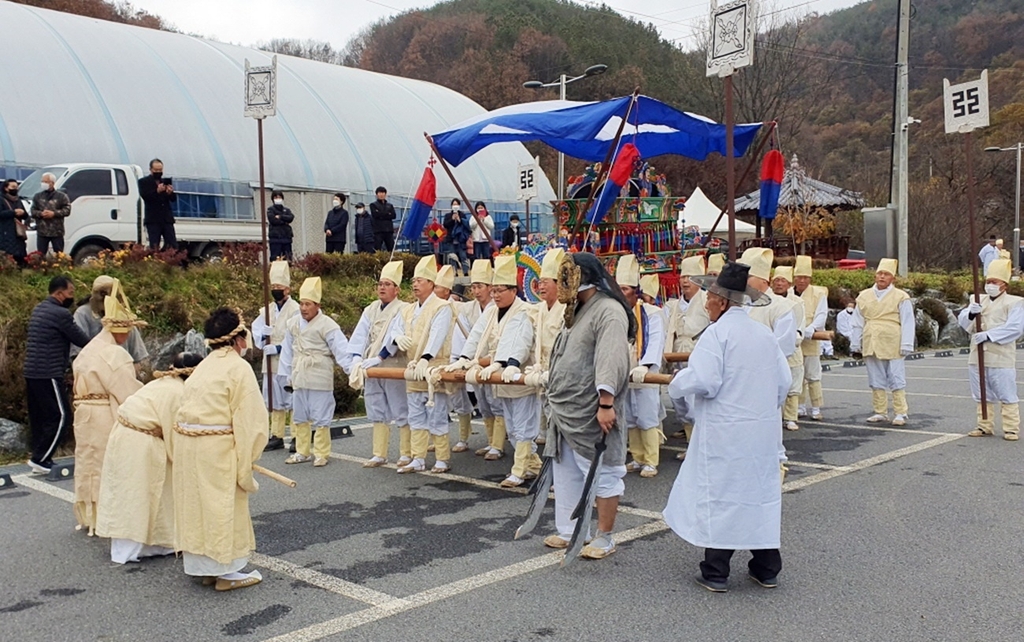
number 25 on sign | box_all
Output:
[943,70,988,134]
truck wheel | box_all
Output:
[74,244,107,266]
[201,244,223,263]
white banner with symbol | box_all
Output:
[707,0,755,78]
[943,70,989,134]
[245,56,278,119]
[517,160,539,201]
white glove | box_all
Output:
[395,335,414,352]
[973,332,988,345]
[476,362,502,383]
[263,344,280,356]
[630,365,649,384]
[968,301,983,315]
[348,366,365,390]
[361,356,382,369]
[501,364,521,383]
[351,355,363,368]
[444,357,472,372]
[413,358,431,381]
[524,369,549,388]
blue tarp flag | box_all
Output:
[431,95,762,167]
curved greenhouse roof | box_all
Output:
[0,2,554,207]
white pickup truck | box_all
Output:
[19,163,263,263]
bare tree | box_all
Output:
[256,38,344,65]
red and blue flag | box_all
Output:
[587,142,641,224]
[401,165,437,241]
[758,149,784,220]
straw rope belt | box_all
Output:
[173,422,233,437]
[73,393,109,407]
[117,414,163,439]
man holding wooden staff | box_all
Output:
[956,258,1023,441]
[529,248,567,447]
[251,260,300,452]
[664,255,711,453]
[849,259,915,426]
[793,255,829,421]
[173,307,267,591]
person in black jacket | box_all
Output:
[443,198,471,275]
[354,202,375,253]
[0,179,28,265]
[138,159,178,250]
[501,214,528,251]
[369,186,396,252]
[268,189,295,260]
[24,275,91,474]
[324,193,349,254]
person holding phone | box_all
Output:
[138,158,177,250]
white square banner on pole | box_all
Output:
[943,70,989,134]
[707,0,755,78]
[245,56,278,119]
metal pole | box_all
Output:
[725,74,736,261]
[258,117,273,413]
[894,0,910,277]
[558,74,566,201]
[525,197,531,238]
[1015,142,1022,271]
[965,132,988,419]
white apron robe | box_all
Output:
[664,307,791,550]
[252,297,301,411]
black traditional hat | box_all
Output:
[691,262,771,307]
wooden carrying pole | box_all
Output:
[964,132,988,418]
[364,367,673,387]
[253,464,297,488]
[258,118,274,413]
[424,133,498,252]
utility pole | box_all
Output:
[890,0,911,276]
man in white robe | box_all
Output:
[530,248,567,447]
[664,255,712,456]
[957,258,1023,441]
[664,262,791,592]
[448,260,495,453]
[251,260,301,451]
[792,255,829,420]
[279,277,354,467]
[771,266,806,432]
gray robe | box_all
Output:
[544,292,630,464]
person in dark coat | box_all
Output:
[138,159,178,250]
[443,198,471,275]
[501,214,528,251]
[0,179,28,264]
[369,186,396,252]
[324,193,349,254]
[268,189,295,260]
[24,275,91,474]
[354,203,375,253]
[31,173,72,255]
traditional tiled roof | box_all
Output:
[734,154,866,213]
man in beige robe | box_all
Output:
[96,353,203,564]
[530,248,567,447]
[71,280,144,535]
[174,307,268,591]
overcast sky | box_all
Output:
[133,0,865,53]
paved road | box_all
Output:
[2,353,1022,642]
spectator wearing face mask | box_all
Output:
[443,198,471,274]
[0,178,28,264]
[354,202,375,253]
[469,201,495,260]
[370,186,397,252]
[836,297,856,343]
[501,214,527,250]
[31,172,72,255]
[268,190,295,260]
[325,193,349,254]
[138,159,177,251]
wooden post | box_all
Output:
[725,75,736,261]
[258,118,273,413]
[965,131,988,418]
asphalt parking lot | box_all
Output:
[2,353,1022,642]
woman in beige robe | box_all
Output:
[71,302,144,535]
[173,307,268,591]
[96,353,203,564]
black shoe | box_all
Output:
[289,440,296,453]
[695,575,728,593]
[264,436,285,452]
[749,573,778,588]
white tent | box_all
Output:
[678,186,757,240]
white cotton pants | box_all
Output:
[624,387,665,430]
[183,552,248,577]
[968,365,1019,403]
[262,373,292,411]
[407,391,451,435]
[803,355,822,382]
[477,385,502,419]
[110,538,174,565]
[552,434,626,539]
[291,388,336,428]
[449,388,473,415]
[498,395,540,443]
[365,377,409,425]
[788,362,805,396]
[865,356,906,390]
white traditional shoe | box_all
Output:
[785,421,799,431]
[640,465,658,478]
[866,414,888,424]
[285,453,312,464]
[396,456,412,466]
[625,461,644,473]
[430,461,450,474]
[580,532,616,560]
[451,441,469,453]
[810,408,823,421]
[797,406,807,418]
[543,534,570,549]
[483,448,504,461]
[312,457,329,467]
[891,414,908,426]
[500,474,525,488]
[362,456,387,468]
[397,458,425,474]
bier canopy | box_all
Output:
[432,95,763,167]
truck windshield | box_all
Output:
[19,166,68,198]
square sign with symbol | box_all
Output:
[707,0,755,78]
[517,162,538,201]
[245,56,278,119]
[943,70,988,134]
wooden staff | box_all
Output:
[364,367,672,386]
[812,331,834,341]
[664,352,690,363]
[424,133,499,252]
[253,464,297,488]
[964,131,988,418]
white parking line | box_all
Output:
[823,387,972,400]
[804,420,952,436]
[660,444,843,470]
[13,474,75,502]
[249,553,402,607]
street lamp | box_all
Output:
[986,143,1023,270]
[523,64,608,200]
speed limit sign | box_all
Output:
[943,70,989,134]
[517,161,538,201]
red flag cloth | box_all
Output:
[587,143,642,225]
[401,166,437,241]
